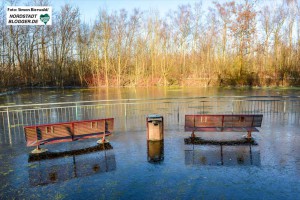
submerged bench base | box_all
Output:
[28,143,113,162]
[31,147,48,154]
[184,137,257,145]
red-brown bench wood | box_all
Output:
[185,114,262,139]
[24,118,114,153]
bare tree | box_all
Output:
[214,1,235,62]
[76,23,90,85]
[173,4,192,76]
[55,4,80,86]
[113,9,127,86]
[1,0,300,89]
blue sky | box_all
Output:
[52,0,212,23]
[11,0,283,23]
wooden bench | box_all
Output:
[24,118,114,153]
[185,114,263,139]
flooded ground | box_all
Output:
[0,87,300,199]
[0,115,300,199]
[1,87,300,106]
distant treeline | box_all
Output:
[1,0,300,89]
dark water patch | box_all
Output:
[28,143,113,162]
[185,136,258,145]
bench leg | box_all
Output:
[97,134,109,144]
[31,145,48,154]
[191,131,196,138]
[247,131,252,140]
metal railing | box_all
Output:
[1,96,300,145]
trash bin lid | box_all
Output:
[147,114,162,119]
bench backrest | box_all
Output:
[185,114,263,131]
[24,118,114,147]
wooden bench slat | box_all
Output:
[24,118,114,147]
[185,114,262,133]
[185,126,259,132]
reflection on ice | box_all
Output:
[185,145,260,166]
[147,140,164,163]
[28,149,116,186]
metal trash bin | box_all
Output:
[147,114,164,141]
